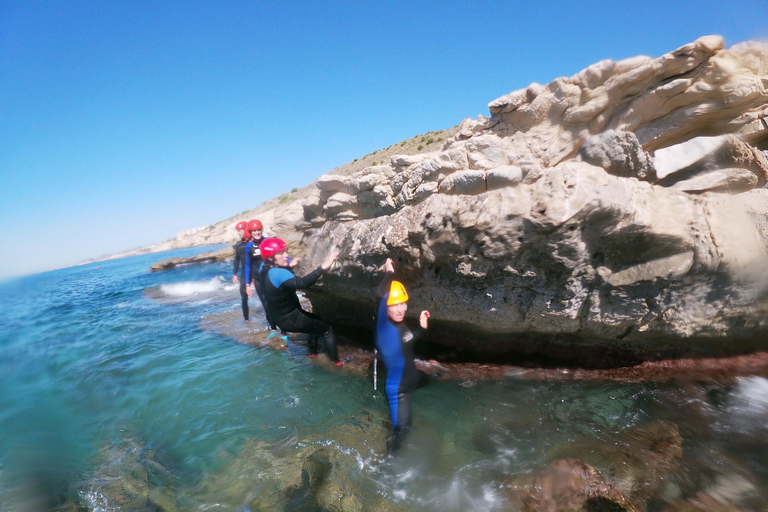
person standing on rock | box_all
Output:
[258,238,343,365]
[243,219,283,338]
[232,221,252,323]
[375,258,431,454]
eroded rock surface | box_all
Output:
[290,36,768,364]
[150,36,768,365]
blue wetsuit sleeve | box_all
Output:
[244,241,253,283]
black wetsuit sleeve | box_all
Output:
[376,271,395,301]
[279,267,324,290]
[232,243,240,275]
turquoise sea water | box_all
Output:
[1,246,767,511]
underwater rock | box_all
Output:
[543,421,682,509]
[660,492,752,512]
[502,458,638,512]
[187,419,402,512]
[70,436,180,512]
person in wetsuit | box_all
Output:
[258,238,342,365]
[243,219,285,338]
[375,258,430,453]
[231,221,252,322]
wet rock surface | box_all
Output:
[200,309,768,383]
[150,245,234,271]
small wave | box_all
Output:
[730,376,768,416]
[154,277,236,298]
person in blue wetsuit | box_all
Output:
[375,258,431,453]
[243,219,287,339]
[231,221,252,322]
[258,238,343,365]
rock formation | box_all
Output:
[289,36,768,365]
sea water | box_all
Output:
[1,246,767,511]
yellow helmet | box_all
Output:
[387,281,409,306]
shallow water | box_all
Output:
[1,247,767,511]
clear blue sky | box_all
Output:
[1,1,766,279]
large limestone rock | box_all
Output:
[291,36,768,363]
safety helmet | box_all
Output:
[387,281,409,306]
[248,219,263,232]
[259,237,287,259]
[235,221,247,231]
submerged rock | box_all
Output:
[67,435,180,512]
[187,424,403,512]
[503,422,683,511]
[502,458,638,512]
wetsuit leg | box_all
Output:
[239,281,249,321]
[385,385,413,454]
[307,335,319,356]
[385,370,429,453]
[254,283,276,330]
[278,310,339,362]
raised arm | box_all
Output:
[376,258,396,300]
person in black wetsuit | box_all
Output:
[375,258,430,453]
[231,221,252,322]
[258,238,342,365]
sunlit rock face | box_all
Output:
[295,36,768,364]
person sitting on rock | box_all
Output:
[258,238,342,365]
[231,221,252,323]
[375,257,430,453]
[243,219,286,339]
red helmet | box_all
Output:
[259,238,287,259]
[247,219,263,232]
[235,221,247,231]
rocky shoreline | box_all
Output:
[199,309,768,384]
[152,35,768,374]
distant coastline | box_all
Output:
[77,125,460,268]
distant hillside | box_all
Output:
[79,125,461,265]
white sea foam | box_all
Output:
[159,277,235,297]
[730,376,768,416]
[715,376,768,435]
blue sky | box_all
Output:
[1,1,766,279]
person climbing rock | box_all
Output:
[375,257,431,454]
[258,238,342,365]
[231,221,252,323]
